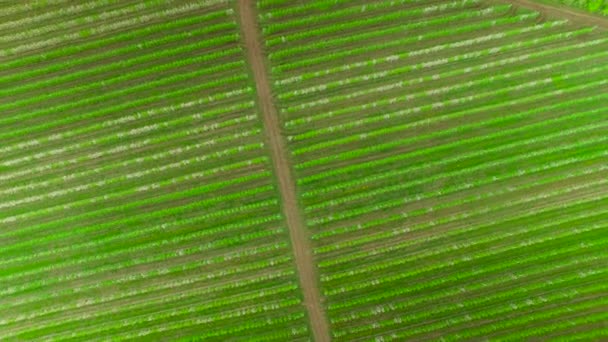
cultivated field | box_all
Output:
[259,0,608,340]
[1,0,607,341]
[0,0,309,340]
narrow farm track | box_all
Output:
[236,1,331,341]
[503,0,608,29]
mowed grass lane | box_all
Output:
[0,1,309,341]
[259,0,608,340]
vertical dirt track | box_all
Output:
[236,1,331,341]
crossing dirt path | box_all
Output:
[504,0,608,30]
[236,1,331,341]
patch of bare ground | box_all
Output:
[499,0,608,30]
[236,1,331,341]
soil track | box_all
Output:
[236,1,331,341]
[503,0,608,30]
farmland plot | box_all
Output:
[0,0,309,340]
[259,0,608,340]
[2,0,608,340]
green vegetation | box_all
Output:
[0,1,308,340]
[552,0,608,14]
[1,0,607,340]
[259,0,608,340]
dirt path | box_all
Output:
[235,1,331,341]
[503,0,608,29]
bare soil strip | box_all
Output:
[503,0,608,29]
[235,1,331,341]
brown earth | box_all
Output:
[502,0,608,30]
[235,1,331,341]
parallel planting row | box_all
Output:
[259,0,608,340]
[0,0,309,340]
